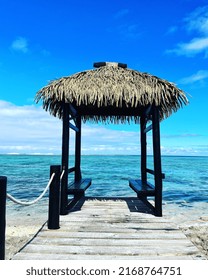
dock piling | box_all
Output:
[48,166,61,230]
[0,176,7,260]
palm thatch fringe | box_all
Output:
[35,64,188,123]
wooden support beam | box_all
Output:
[75,115,82,182]
[140,115,147,183]
[69,104,78,125]
[152,105,163,217]
[60,103,70,215]
[68,167,76,174]
[69,103,78,118]
[144,105,152,117]
[69,122,79,132]
[146,168,165,179]
[144,124,152,134]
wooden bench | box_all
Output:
[129,179,155,197]
[67,178,92,211]
[68,178,92,195]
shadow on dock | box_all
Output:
[69,196,154,215]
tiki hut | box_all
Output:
[36,62,188,216]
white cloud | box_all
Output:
[114,9,129,19]
[116,23,141,40]
[166,26,178,34]
[161,145,208,156]
[184,37,208,51]
[0,100,141,155]
[81,125,141,155]
[184,5,208,35]
[11,37,29,53]
[177,70,208,84]
[41,49,50,56]
[0,100,62,154]
[166,6,208,57]
[168,37,208,56]
[110,9,141,40]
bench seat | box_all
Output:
[67,178,92,195]
[129,179,155,196]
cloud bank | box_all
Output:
[0,100,207,156]
[0,100,140,155]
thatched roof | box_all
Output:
[35,62,188,123]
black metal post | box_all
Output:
[75,115,82,182]
[0,176,7,260]
[60,103,69,215]
[140,115,147,183]
[48,165,61,229]
[152,105,163,217]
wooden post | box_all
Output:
[0,176,7,260]
[140,115,147,183]
[152,105,163,217]
[60,103,69,215]
[75,115,82,182]
[48,165,61,229]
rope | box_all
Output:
[6,173,55,206]
[60,169,65,180]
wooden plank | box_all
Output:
[59,216,171,223]
[18,243,200,256]
[31,236,193,247]
[58,221,178,230]
[13,253,194,260]
[38,230,187,240]
[56,226,179,233]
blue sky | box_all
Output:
[0,0,208,155]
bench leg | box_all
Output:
[67,193,85,211]
[138,196,155,214]
[154,198,162,217]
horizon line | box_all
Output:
[0,153,208,157]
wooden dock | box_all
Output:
[13,198,205,260]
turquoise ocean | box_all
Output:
[1,154,208,206]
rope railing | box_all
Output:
[6,173,56,206]
[60,169,65,181]
[1,165,63,260]
[6,169,65,206]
